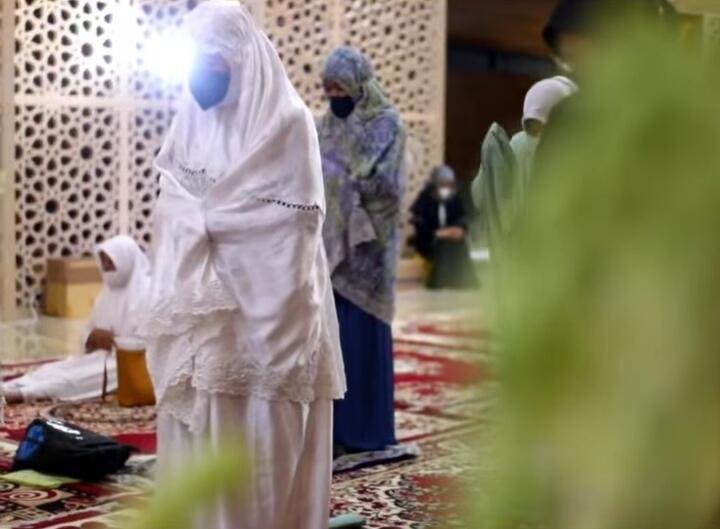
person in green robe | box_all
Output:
[511,76,577,199]
[471,123,515,248]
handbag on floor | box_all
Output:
[13,418,134,481]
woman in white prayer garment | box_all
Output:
[3,236,150,404]
[140,2,346,528]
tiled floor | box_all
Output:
[1,317,86,362]
[1,288,480,364]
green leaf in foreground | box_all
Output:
[471,11,720,529]
[125,440,248,529]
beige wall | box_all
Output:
[0,2,16,320]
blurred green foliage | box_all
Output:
[125,439,247,529]
[472,8,720,529]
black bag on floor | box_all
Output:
[13,418,135,481]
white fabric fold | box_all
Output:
[141,1,346,427]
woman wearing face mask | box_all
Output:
[511,76,578,198]
[317,46,406,454]
[3,236,149,404]
[142,3,345,528]
[410,165,477,290]
[471,77,577,248]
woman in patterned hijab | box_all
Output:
[317,46,406,453]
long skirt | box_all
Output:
[427,239,478,290]
[333,292,396,452]
[5,350,116,402]
[157,393,333,529]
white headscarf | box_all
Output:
[91,236,150,338]
[522,76,578,127]
[143,1,344,409]
[156,0,324,207]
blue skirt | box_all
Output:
[333,292,397,451]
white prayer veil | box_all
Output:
[144,1,344,412]
[92,235,150,337]
[522,76,578,127]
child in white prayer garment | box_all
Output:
[4,236,150,404]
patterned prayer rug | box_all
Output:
[0,439,153,529]
[1,313,490,528]
[327,316,490,528]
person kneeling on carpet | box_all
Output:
[410,165,477,290]
[4,236,150,404]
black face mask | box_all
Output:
[190,69,231,111]
[330,96,356,119]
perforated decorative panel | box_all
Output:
[264,0,335,114]
[404,119,439,205]
[128,107,173,248]
[14,105,120,309]
[13,0,125,310]
[342,0,439,117]
[9,0,446,311]
[14,2,45,97]
[131,1,197,102]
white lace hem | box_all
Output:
[156,375,344,434]
[137,279,238,339]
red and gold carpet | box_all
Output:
[0,438,153,529]
[1,313,490,528]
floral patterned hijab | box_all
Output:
[317,47,406,323]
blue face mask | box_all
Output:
[190,68,231,111]
[330,96,356,119]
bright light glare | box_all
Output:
[111,3,195,85]
[113,4,141,65]
[145,32,196,85]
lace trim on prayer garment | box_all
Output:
[149,310,344,434]
[257,197,321,212]
[138,279,237,339]
[176,164,217,198]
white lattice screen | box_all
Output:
[3,0,446,315]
